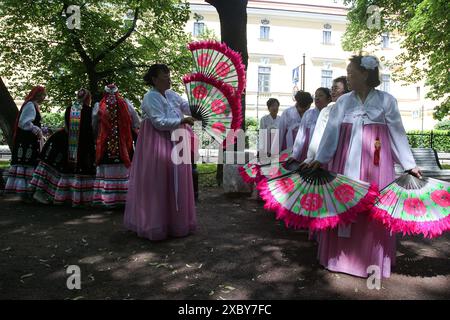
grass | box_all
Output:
[197,163,217,188]
[0,161,10,170]
[442,164,450,169]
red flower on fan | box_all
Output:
[403,198,427,217]
[300,193,323,211]
[215,61,231,77]
[212,122,226,133]
[379,189,399,206]
[279,153,289,162]
[211,99,226,114]
[197,53,212,68]
[192,85,208,99]
[334,184,355,204]
[430,190,450,207]
[276,178,295,194]
[250,166,259,176]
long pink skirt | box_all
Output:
[123,120,197,241]
[318,123,397,278]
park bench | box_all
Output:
[395,148,450,181]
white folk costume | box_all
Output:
[124,88,197,240]
[258,114,281,156]
[274,106,303,153]
[303,102,336,164]
[292,107,321,163]
[314,89,417,278]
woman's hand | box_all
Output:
[408,167,423,179]
[307,160,322,170]
[181,117,196,126]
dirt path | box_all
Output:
[0,188,449,300]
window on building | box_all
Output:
[381,32,390,48]
[258,66,271,93]
[260,26,270,40]
[381,74,390,92]
[193,22,205,37]
[321,70,333,88]
[322,24,332,44]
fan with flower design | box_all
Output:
[371,174,450,238]
[239,148,292,184]
[257,166,379,231]
[183,73,242,147]
[188,40,246,95]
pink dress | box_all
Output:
[292,107,320,163]
[123,89,196,241]
[314,89,417,278]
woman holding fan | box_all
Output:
[124,64,197,241]
[308,55,421,278]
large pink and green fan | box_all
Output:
[371,174,450,238]
[239,148,292,183]
[188,40,246,95]
[257,166,379,231]
[183,73,242,147]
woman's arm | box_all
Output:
[18,102,41,136]
[384,94,417,171]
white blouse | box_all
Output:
[292,107,320,160]
[259,114,281,152]
[141,89,191,130]
[304,102,336,163]
[274,106,303,152]
[18,101,41,135]
[315,89,416,179]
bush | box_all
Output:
[41,112,65,130]
[406,130,450,152]
[435,119,450,131]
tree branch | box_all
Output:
[93,7,140,65]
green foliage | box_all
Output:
[342,0,450,120]
[245,117,259,131]
[435,119,450,131]
[406,130,450,152]
[41,112,65,129]
[0,0,193,111]
[197,163,217,188]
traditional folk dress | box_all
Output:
[92,86,140,207]
[304,102,336,164]
[258,114,281,157]
[292,107,321,163]
[314,89,417,278]
[30,95,96,206]
[124,88,197,241]
[274,106,304,153]
[5,88,44,196]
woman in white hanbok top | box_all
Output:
[308,55,421,278]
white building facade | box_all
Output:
[186,0,439,131]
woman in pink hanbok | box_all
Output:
[124,64,197,241]
[308,55,422,278]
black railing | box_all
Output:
[406,131,450,152]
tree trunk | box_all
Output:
[205,0,248,130]
[0,77,18,149]
[206,0,248,185]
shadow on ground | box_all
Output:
[0,187,449,300]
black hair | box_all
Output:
[266,98,280,108]
[143,64,170,86]
[333,76,350,93]
[294,90,313,108]
[349,55,381,88]
[315,87,332,100]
